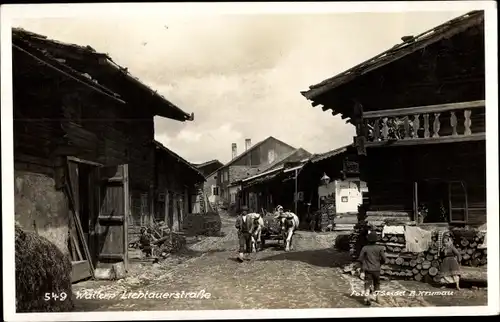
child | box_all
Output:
[440,236,462,290]
[357,231,387,305]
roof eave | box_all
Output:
[101,58,194,122]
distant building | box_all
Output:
[214,136,304,208]
[193,160,224,177]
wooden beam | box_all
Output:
[363,100,485,118]
[365,132,485,148]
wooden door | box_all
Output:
[448,181,468,224]
[66,159,94,282]
[95,164,130,270]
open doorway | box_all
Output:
[417,180,449,223]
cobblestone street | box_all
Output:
[73,214,487,311]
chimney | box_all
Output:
[231,143,237,159]
[245,138,252,151]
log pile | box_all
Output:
[318,201,335,232]
[449,228,487,267]
[182,212,222,236]
[157,232,187,258]
[344,227,487,284]
[348,220,375,259]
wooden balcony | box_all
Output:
[358,100,486,148]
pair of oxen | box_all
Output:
[243,205,300,253]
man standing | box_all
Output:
[235,206,252,262]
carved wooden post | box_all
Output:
[464,110,472,135]
[353,101,366,156]
[450,111,458,136]
[403,116,410,139]
[423,114,430,138]
[432,113,441,138]
[381,118,389,140]
[413,114,420,138]
[373,118,380,141]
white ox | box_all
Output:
[245,213,265,253]
[274,206,300,252]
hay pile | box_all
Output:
[15,225,74,312]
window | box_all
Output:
[223,170,229,182]
[268,150,276,164]
[212,186,219,196]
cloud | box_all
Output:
[15,11,468,164]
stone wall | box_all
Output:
[14,171,69,256]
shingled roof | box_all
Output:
[12,28,194,122]
[301,10,484,122]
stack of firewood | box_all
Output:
[157,232,187,258]
[450,229,487,267]
[348,220,375,259]
[344,228,488,283]
[318,202,335,231]
[182,212,222,236]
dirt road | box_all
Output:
[73,214,487,311]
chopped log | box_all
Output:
[467,249,474,255]
[429,248,438,254]
[461,238,469,247]
[395,257,404,265]
[470,258,480,267]
[463,254,471,260]
[398,237,405,243]
[416,257,424,264]
[390,237,398,242]
[429,267,439,276]
[410,260,417,267]
[426,254,434,261]
[460,266,487,285]
[421,269,429,276]
[431,260,440,268]
[414,273,423,281]
[393,247,401,253]
[434,255,439,260]
[416,264,422,270]
[382,237,389,242]
[412,268,419,274]
[470,242,477,248]
[433,276,441,283]
[483,249,487,255]
[480,258,487,265]
[422,261,431,269]
[460,249,466,255]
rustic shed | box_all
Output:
[152,141,205,232]
[12,28,194,283]
[301,11,486,227]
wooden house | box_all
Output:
[301,11,486,227]
[194,159,224,177]
[215,136,299,207]
[233,147,311,214]
[12,28,194,283]
[192,160,224,209]
[237,144,365,229]
[152,141,205,232]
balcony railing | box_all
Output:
[360,100,486,146]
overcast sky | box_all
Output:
[15,11,467,164]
